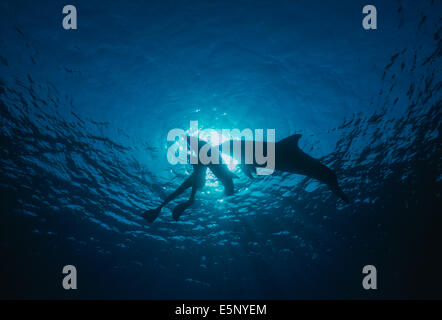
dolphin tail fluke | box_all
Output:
[143,207,161,223]
[329,184,350,203]
[172,200,193,221]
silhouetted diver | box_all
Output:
[143,164,207,222]
[143,134,348,222]
[143,137,236,222]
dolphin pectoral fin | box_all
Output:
[241,164,255,179]
[223,179,234,196]
[172,201,193,221]
[218,174,234,196]
[243,166,254,179]
[142,208,161,223]
[209,164,235,196]
[214,171,234,195]
[230,171,240,179]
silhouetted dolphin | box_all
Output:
[279,134,349,203]
[221,134,349,203]
[143,134,348,222]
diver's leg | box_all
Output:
[171,165,206,221]
[143,176,194,222]
[172,185,197,221]
[160,177,194,208]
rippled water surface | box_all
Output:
[0,0,441,298]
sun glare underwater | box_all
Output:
[0,0,441,299]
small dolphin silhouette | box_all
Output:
[143,134,348,222]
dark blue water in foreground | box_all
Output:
[0,0,441,299]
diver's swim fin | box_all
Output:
[172,201,193,221]
[143,208,161,223]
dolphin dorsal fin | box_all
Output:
[277,134,302,148]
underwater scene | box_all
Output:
[0,0,441,299]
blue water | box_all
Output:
[0,0,441,299]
